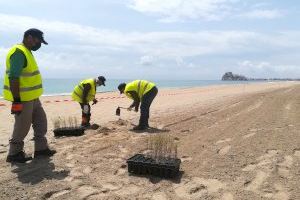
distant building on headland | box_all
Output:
[221,72,300,81]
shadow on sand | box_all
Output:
[11,157,69,185]
[129,170,184,184]
[130,126,170,134]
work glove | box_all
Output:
[11,98,23,115]
[83,104,90,114]
[92,99,98,105]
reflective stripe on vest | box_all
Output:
[125,80,154,100]
[137,81,149,98]
[3,84,42,92]
[71,79,96,103]
[3,44,43,102]
[5,70,40,77]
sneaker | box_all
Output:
[6,151,32,163]
[34,148,56,158]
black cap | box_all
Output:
[24,28,48,45]
[98,76,106,86]
[118,83,126,94]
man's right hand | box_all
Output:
[11,102,23,115]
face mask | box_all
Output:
[31,42,41,51]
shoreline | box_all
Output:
[1,80,298,100]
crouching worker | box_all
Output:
[118,80,158,130]
[72,76,106,127]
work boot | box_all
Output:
[6,151,33,163]
[34,148,56,158]
[81,122,91,129]
[133,125,147,131]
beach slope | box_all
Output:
[0,82,299,200]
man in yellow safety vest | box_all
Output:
[3,28,56,163]
[118,80,158,130]
[72,76,106,127]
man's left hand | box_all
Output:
[92,99,98,105]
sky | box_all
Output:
[0,0,300,80]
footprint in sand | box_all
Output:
[242,149,280,172]
[76,185,99,199]
[114,184,142,196]
[101,182,121,193]
[114,164,127,176]
[70,167,84,177]
[152,192,169,200]
[243,132,256,139]
[294,149,300,157]
[118,145,128,154]
[216,138,232,144]
[83,166,93,174]
[44,188,71,200]
[242,149,291,198]
[222,192,234,200]
[181,156,193,162]
[218,145,231,155]
[245,170,269,192]
[263,183,290,200]
[243,128,262,139]
[277,155,293,179]
[174,177,225,199]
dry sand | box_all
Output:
[0,81,299,200]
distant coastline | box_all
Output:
[222,72,300,81]
[0,79,272,98]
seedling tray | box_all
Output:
[127,154,181,178]
[53,127,85,137]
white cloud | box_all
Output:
[128,0,284,22]
[0,13,299,79]
[240,9,283,19]
[129,0,236,21]
[139,55,154,65]
[237,60,300,78]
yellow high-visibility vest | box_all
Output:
[124,80,155,100]
[72,79,96,103]
[3,44,43,102]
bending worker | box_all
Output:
[72,76,106,127]
[3,28,56,163]
[118,80,158,130]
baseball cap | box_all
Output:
[118,83,126,94]
[24,28,48,45]
[98,76,106,86]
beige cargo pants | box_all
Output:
[8,99,48,155]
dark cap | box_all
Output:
[24,28,48,45]
[118,83,126,94]
[98,76,106,86]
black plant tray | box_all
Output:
[53,127,85,137]
[127,154,181,178]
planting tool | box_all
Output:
[116,106,128,116]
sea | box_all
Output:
[0,79,266,97]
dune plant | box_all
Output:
[52,116,79,129]
[147,133,178,161]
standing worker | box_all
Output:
[3,28,56,163]
[72,76,106,127]
[118,80,158,130]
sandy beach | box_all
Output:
[0,81,299,200]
